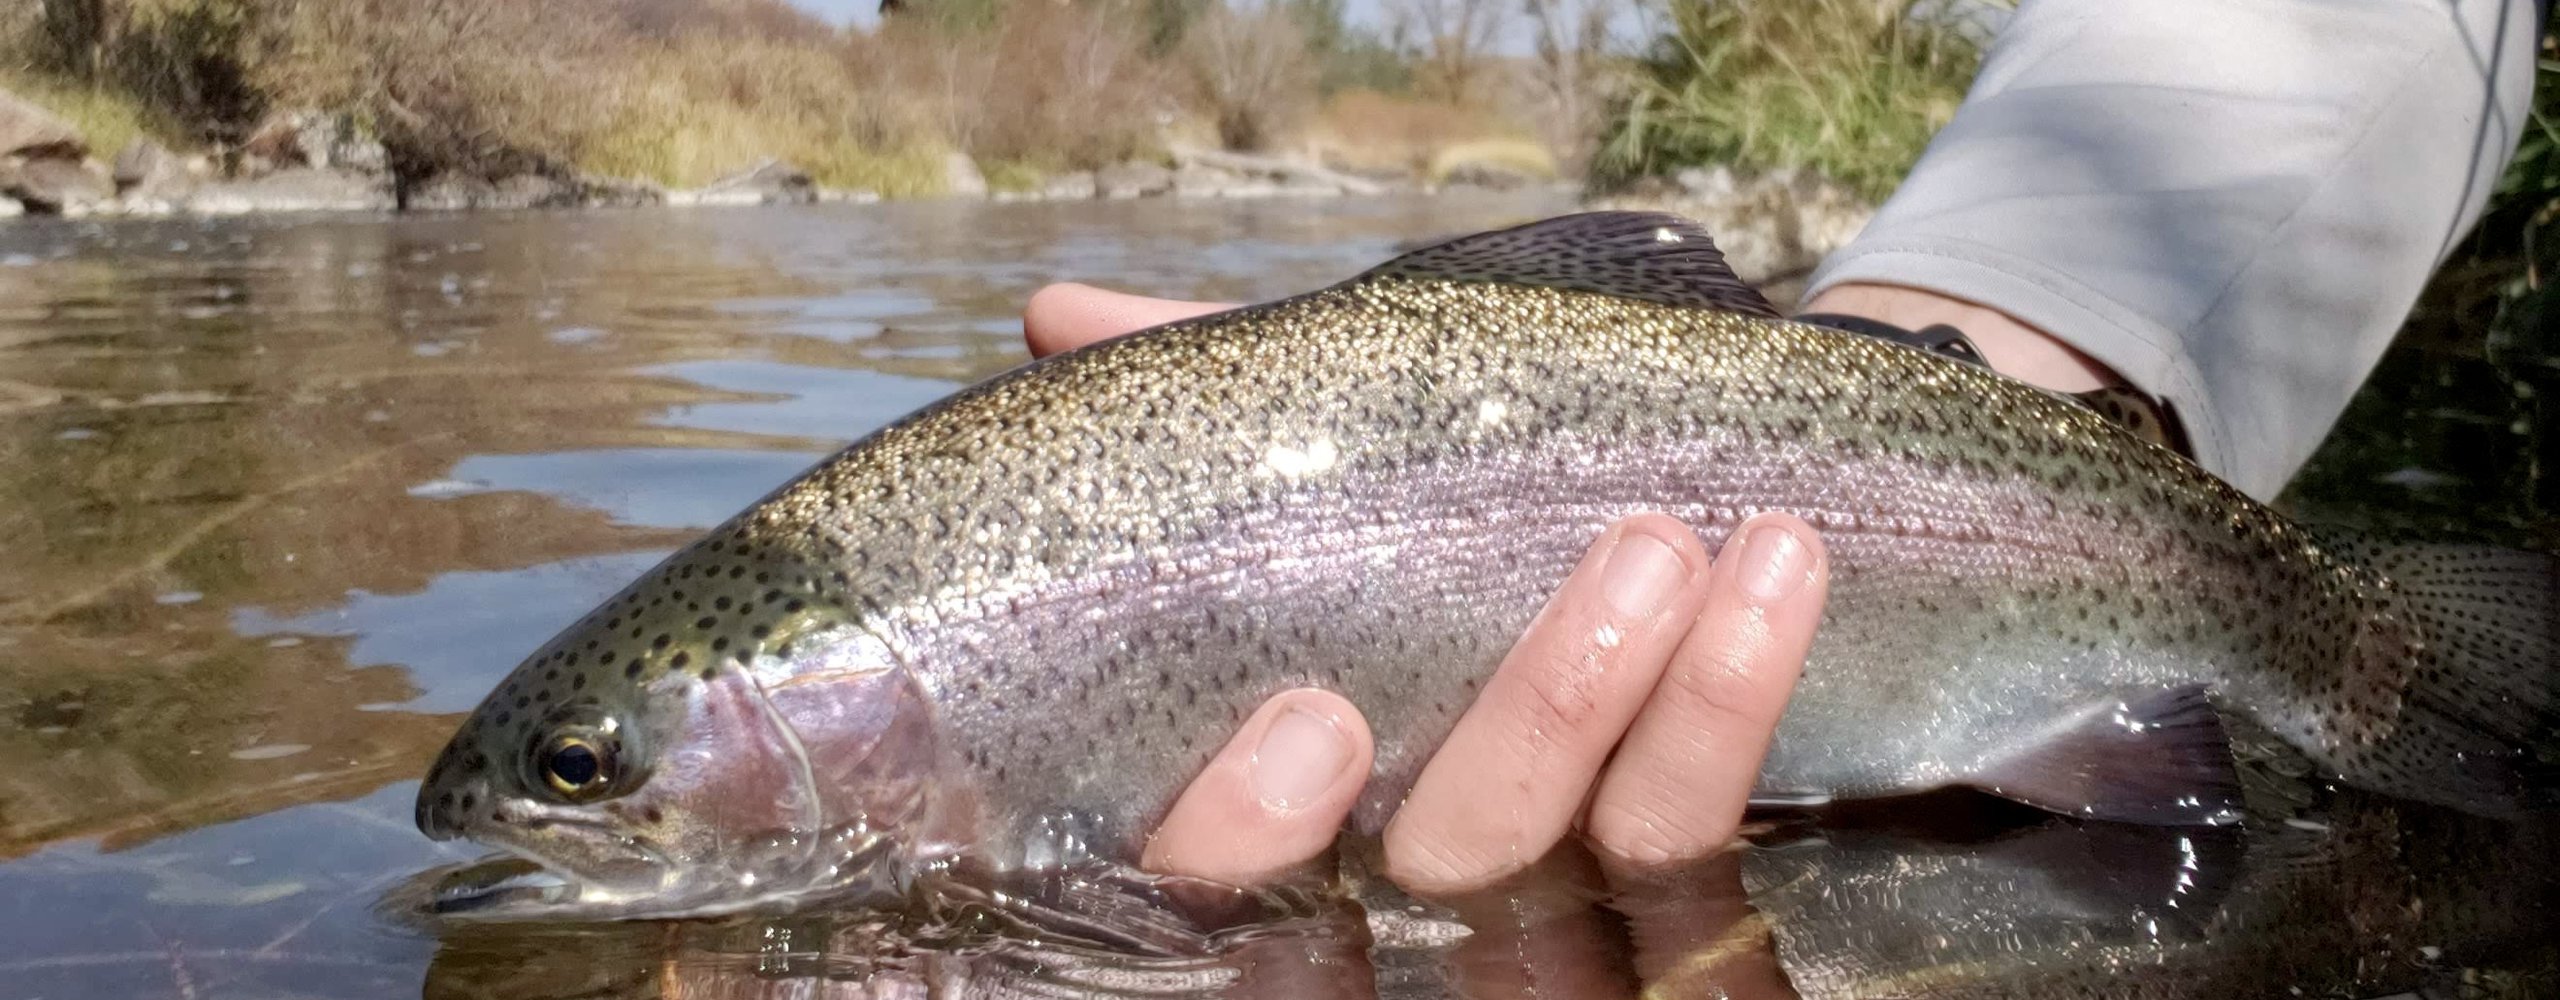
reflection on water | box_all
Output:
[393,778,2559,1000]
[0,193,2552,998]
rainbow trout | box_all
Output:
[414,213,2558,918]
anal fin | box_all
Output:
[1967,685,2245,827]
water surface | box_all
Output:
[0,193,2552,999]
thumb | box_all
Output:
[1023,283,1236,357]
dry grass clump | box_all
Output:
[1425,137,1558,184]
[865,0,1171,172]
[581,33,946,193]
[1306,88,1530,176]
[256,0,951,190]
[6,0,994,192]
[255,0,624,177]
[3,0,274,144]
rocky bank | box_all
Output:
[1,86,1869,292]
[0,85,1560,219]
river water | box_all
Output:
[0,194,2552,999]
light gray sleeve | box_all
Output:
[1802,0,2543,501]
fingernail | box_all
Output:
[1601,529,1690,617]
[1737,521,1812,603]
[1250,707,1353,810]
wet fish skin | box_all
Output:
[413,212,2556,917]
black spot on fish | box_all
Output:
[712,636,730,651]
[495,711,511,725]
[750,625,771,639]
[715,597,733,611]
[624,661,644,679]
[672,652,691,669]
[696,616,718,630]
[699,665,719,680]
[785,599,805,613]
[572,675,586,691]
[728,566,746,580]
[513,696,529,710]
[652,634,671,649]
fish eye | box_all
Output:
[538,734,615,800]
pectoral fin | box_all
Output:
[1985,819,2247,940]
[1967,685,2245,827]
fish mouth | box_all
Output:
[408,839,906,923]
[418,799,682,917]
[416,796,908,922]
[403,852,694,923]
[419,855,580,916]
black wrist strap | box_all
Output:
[1792,313,1989,369]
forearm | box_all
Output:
[1803,0,2544,500]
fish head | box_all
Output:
[414,541,956,918]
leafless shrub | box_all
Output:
[1179,0,1316,151]
[1386,0,1505,103]
[870,0,1167,169]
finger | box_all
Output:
[1585,513,1826,868]
[1142,688,1375,886]
[1383,514,1716,895]
[1022,283,1235,358]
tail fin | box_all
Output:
[2357,541,2559,811]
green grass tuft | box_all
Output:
[978,158,1047,193]
[1593,0,1981,201]
[0,69,188,158]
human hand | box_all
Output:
[1023,284,1830,895]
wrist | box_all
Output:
[1796,283,2119,394]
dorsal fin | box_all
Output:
[1353,211,1782,319]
